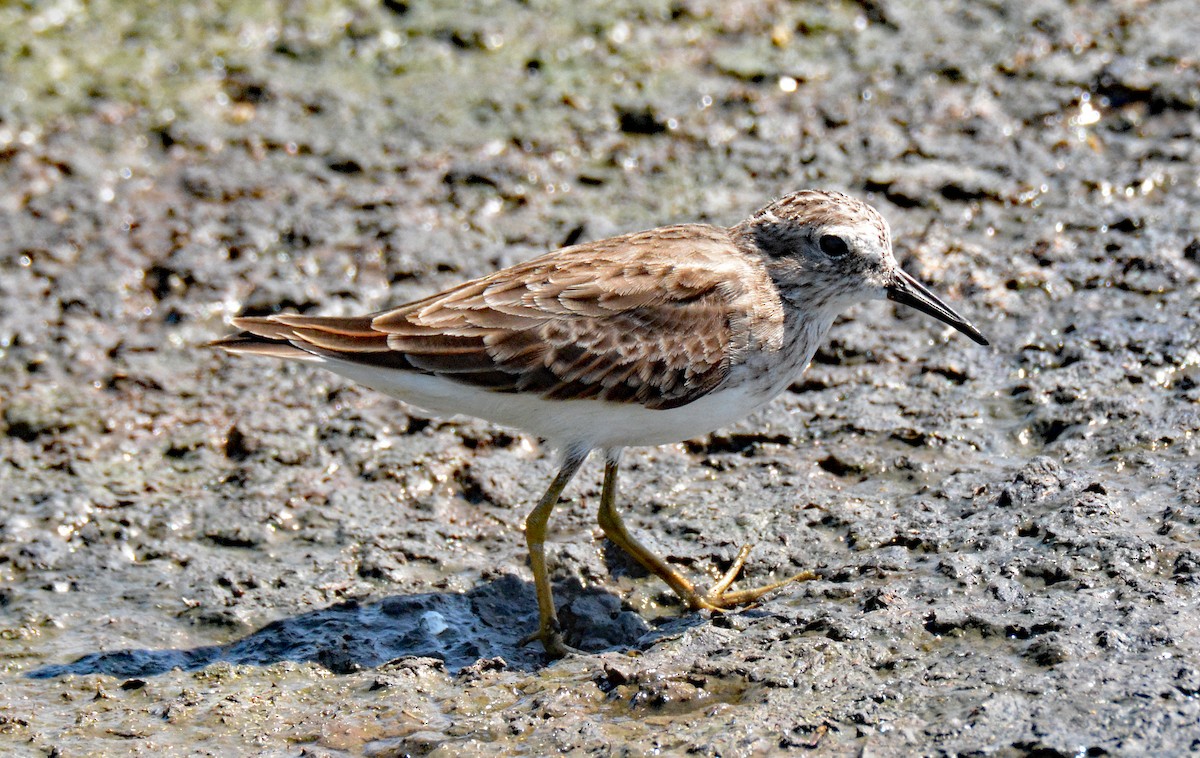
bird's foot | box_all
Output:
[690,545,817,610]
[519,623,585,659]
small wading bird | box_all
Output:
[213,190,988,657]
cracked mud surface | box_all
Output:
[1,1,1198,755]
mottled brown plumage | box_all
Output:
[222,223,787,410]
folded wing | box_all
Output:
[213,225,767,410]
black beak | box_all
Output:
[886,269,989,346]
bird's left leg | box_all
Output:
[519,446,589,658]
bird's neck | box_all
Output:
[784,305,839,369]
[732,304,838,401]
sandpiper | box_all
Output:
[213,190,988,657]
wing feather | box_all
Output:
[213,224,779,410]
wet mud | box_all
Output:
[1,0,1198,755]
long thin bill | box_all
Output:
[886,269,989,346]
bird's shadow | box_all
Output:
[27,575,702,680]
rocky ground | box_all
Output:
[1,0,1198,755]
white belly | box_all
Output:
[318,357,782,450]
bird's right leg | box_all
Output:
[597,448,815,611]
[596,448,703,602]
[519,447,588,658]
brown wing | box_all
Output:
[215,224,774,410]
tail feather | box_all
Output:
[264,314,382,336]
[210,313,388,363]
[228,316,298,341]
[207,332,324,362]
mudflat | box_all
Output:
[1,1,1197,754]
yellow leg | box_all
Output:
[596,449,816,610]
[519,449,588,657]
[596,450,702,602]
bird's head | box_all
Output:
[737,190,988,346]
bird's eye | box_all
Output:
[819,234,850,258]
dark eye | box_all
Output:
[819,234,850,258]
